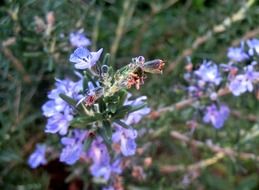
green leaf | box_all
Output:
[129,103,147,113]
[70,113,104,127]
[84,136,93,152]
[114,120,130,128]
[60,93,87,114]
[83,70,98,87]
[102,53,111,66]
[108,104,117,114]
[97,122,112,147]
[98,99,106,113]
[117,90,128,106]
[83,76,89,91]
[103,120,112,137]
[112,105,132,119]
[59,93,77,107]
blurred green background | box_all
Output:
[0,0,259,189]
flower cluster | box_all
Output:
[42,78,83,135]
[226,39,259,96]
[29,41,164,189]
[183,38,259,129]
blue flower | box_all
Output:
[194,61,222,86]
[229,74,253,96]
[69,47,103,69]
[103,187,115,190]
[69,31,91,47]
[60,130,87,165]
[227,47,248,62]
[42,78,83,135]
[88,138,113,180]
[45,112,73,135]
[112,124,137,156]
[245,62,259,81]
[124,95,151,125]
[28,144,47,169]
[90,158,122,181]
[42,100,58,117]
[229,63,259,96]
[203,104,230,129]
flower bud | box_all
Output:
[83,87,104,106]
[143,59,165,74]
[132,56,145,65]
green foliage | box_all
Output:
[0,0,259,189]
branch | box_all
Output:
[231,110,258,122]
[166,0,256,73]
[1,45,31,83]
[152,87,229,116]
[171,131,259,161]
[160,130,259,173]
[160,152,224,173]
[110,0,137,59]
[231,27,259,46]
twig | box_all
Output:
[231,27,259,46]
[110,0,137,59]
[91,9,102,51]
[160,152,225,173]
[231,110,258,122]
[1,46,31,83]
[170,131,259,162]
[160,130,259,173]
[13,81,22,130]
[153,87,229,115]
[166,0,256,73]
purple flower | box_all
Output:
[112,124,137,156]
[194,61,222,85]
[43,79,82,114]
[42,100,57,117]
[227,47,248,62]
[124,94,151,125]
[247,38,259,56]
[69,47,103,70]
[88,138,112,180]
[229,74,253,96]
[48,79,83,102]
[245,62,259,81]
[69,31,91,47]
[229,63,259,96]
[42,78,83,135]
[60,130,87,165]
[28,144,47,169]
[203,104,230,129]
[45,112,73,135]
[103,187,115,190]
[90,159,122,181]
